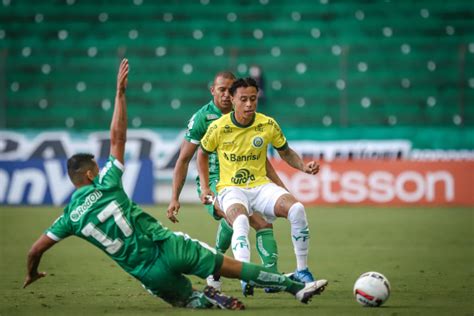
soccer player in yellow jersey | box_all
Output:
[198,77,327,288]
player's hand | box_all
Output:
[167,200,180,223]
[23,271,46,289]
[304,161,320,175]
[117,58,129,94]
[200,188,214,205]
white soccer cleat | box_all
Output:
[206,275,222,292]
[295,279,328,304]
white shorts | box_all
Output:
[217,183,289,223]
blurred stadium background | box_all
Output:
[0,0,473,204]
[1,1,474,315]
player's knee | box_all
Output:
[233,214,250,234]
[287,202,307,225]
[249,214,272,230]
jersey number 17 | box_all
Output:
[81,201,133,255]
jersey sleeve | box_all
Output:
[45,214,72,241]
[201,122,219,154]
[97,155,124,190]
[270,118,288,150]
[184,112,207,144]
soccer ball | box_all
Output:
[353,271,391,307]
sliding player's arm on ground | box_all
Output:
[23,234,57,288]
[167,140,199,223]
[277,146,319,175]
[265,158,289,191]
[197,147,213,204]
[110,58,129,165]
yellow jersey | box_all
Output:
[201,112,288,192]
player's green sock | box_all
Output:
[256,228,278,272]
[240,262,304,295]
[215,219,233,253]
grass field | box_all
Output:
[0,205,473,316]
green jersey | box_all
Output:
[46,156,172,279]
[184,100,222,183]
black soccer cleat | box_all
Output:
[203,285,245,310]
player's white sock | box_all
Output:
[231,214,251,263]
[287,202,310,271]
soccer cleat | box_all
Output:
[203,286,245,310]
[292,268,315,283]
[206,274,222,292]
[295,279,328,304]
[241,281,254,297]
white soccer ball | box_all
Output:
[353,271,391,307]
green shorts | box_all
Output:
[140,232,224,307]
[196,178,220,220]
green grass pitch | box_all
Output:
[1,205,472,315]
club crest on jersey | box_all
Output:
[251,136,264,148]
[231,168,256,185]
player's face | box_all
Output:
[211,76,234,113]
[232,86,258,122]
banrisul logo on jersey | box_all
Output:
[223,152,261,162]
[252,136,264,148]
[231,168,256,185]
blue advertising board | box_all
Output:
[0,159,154,205]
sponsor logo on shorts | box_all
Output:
[231,168,256,185]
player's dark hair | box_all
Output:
[229,77,259,96]
[213,71,236,83]
[67,153,95,185]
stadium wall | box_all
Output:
[1,128,473,206]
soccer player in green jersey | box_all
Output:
[199,77,328,288]
[23,59,327,310]
[166,71,286,294]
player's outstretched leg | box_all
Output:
[219,256,328,304]
[239,260,328,303]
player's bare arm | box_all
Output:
[197,147,213,204]
[265,158,289,191]
[278,147,319,175]
[23,234,57,288]
[167,140,199,223]
[110,58,129,165]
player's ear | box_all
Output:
[86,169,95,181]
